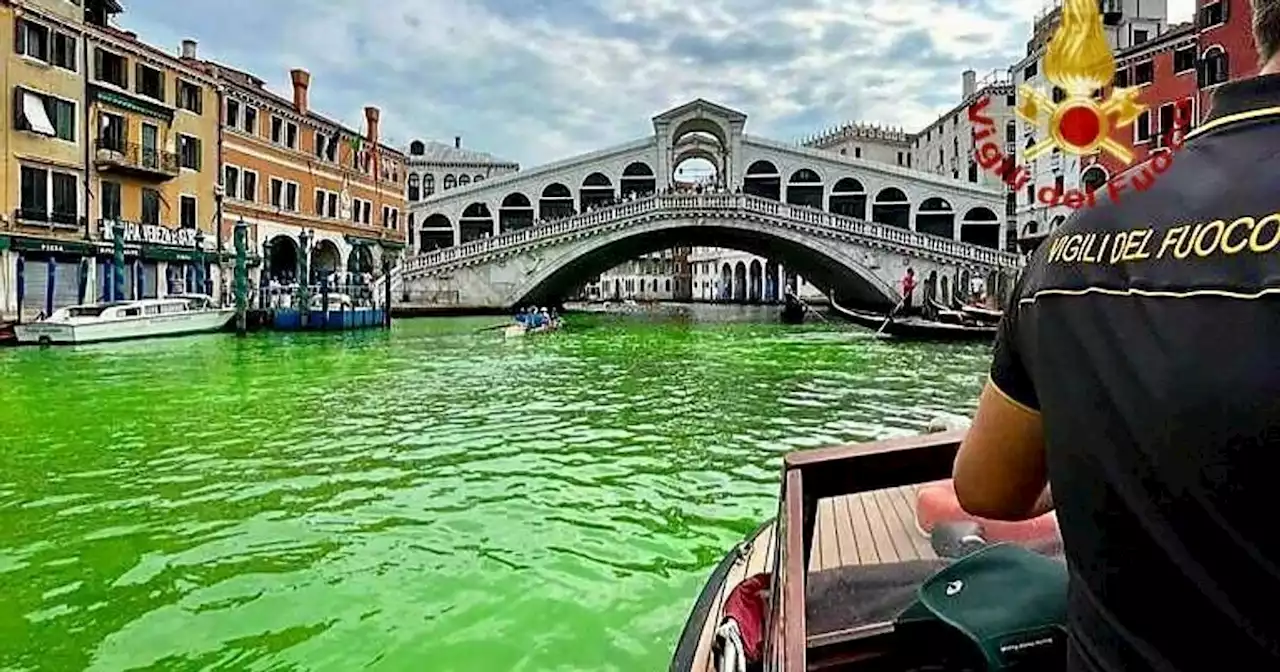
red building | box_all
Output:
[1197,0,1255,116]
[1084,23,1199,190]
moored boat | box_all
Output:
[829,299,997,343]
[670,431,1068,672]
[960,304,1003,325]
[13,295,234,345]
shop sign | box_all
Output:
[102,221,198,248]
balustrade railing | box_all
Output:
[399,193,1020,279]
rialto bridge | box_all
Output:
[397,99,1022,310]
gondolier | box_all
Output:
[954,6,1280,671]
[900,267,917,315]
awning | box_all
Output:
[93,88,174,122]
[141,245,205,262]
[21,91,56,136]
[0,236,9,251]
[344,234,381,247]
[10,236,95,255]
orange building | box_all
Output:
[191,58,406,289]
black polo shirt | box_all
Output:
[992,74,1280,672]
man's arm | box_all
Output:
[953,293,1051,521]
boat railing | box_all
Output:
[254,284,385,311]
[766,430,965,671]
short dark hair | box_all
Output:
[1255,0,1280,63]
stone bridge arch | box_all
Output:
[507,217,901,309]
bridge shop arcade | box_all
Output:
[0,221,216,321]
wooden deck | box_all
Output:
[688,484,937,671]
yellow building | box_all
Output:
[0,0,93,318]
[82,4,219,303]
[0,0,220,320]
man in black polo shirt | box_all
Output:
[952,3,1280,670]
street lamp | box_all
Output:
[194,228,207,295]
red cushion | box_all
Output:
[915,480,1059,544]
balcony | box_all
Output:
[13,208,83,231]
[94,140,180,179]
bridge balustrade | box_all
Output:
[402,193,1021,277]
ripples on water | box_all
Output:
[0,307,990,671]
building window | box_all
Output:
[141,188,161,225]
[1158,103,1175,138]
[1134,110,1152,143]
[854,147,862,158]
[177,80,202,114]
[1115,68,1129,88]
[1176,97,1196,131]
[137,64,165,100]
[1199,1,1226,28]
[314,189,326,216]
[326,192,337,218]
[178,135,201,170]
[351,198,362,223]
[1133,29,1149,45]
[18,166,78,224]
[1201,47,1229,86]
[15,89,74,141]
[242,170,258,202]
[896,151,903,166]
[225,99,240,127]
[224,165,240,198]
[271,117,284,144]
[1174,46,1197,74]
[423,174,435,196]
[443,174,456,190]
[270,177,284,208]
[243,106,257,134]
[16,19,49,61]
[1133,61,1154,85]
[101,181,121,220]
[285,182,298,211]
[51,32,76,71]
[180,195,196,229]
[1023,62,1037,81]
[314,132,328,160]
[285,122,297,150]
[94,48,128,88]
[968,161,978,182]
[408,174,420,201]
[458,174,471,186]
[362,201,372,224]
[98,111,125,150]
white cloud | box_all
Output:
[121,0,1200,167]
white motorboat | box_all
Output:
[13,294,235,345]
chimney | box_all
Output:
[962,69,977,100]
[364,106,380,144]
[290,69,310,115]
[180,39,197,59]
[454,136,461,149]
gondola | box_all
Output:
[960,304,1003,325]
[781,292,807,324]
[926,299,967,325]
[829,299,997,343]
[670,430,1068,672]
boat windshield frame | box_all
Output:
[765,430,965,671]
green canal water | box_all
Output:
[0,307,991,671]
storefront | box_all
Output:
[99,221,211,300]
[9,236,96,319]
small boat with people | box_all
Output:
[504,305,563,338]
[12,294,234,345]
[829,298,997,343]
[669,422,1067,672]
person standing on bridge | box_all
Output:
[953,4,1280,670]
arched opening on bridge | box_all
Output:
[620,162,656,198]
[925,269,938,307]
[828,177,867,219]
[443,174,457,190]
[743,160,780,200]
[764,260,780,302]
[459,203,495,243]
[265,235,298,281]
[959,269,973,303]
[748,259,763,302]
[672,118,728,149]
[915,197,955,239]
[540,183,575,220]
[872,187,911,229]
[347,244,374,275]
[499,193,535,233]
[423,175,435,198]
[720,263,732,300]
[474,174,485,183]
[458,175,472,187]
[309,239,342,282]
[580,172,615,211]
[786,169,823,209]
[419,213,453,252]
[960,206,1001,248]
[733,261,747,301]
[940,275,951,306]
[673,156,717,190]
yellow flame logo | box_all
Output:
[1018,0,1146,165]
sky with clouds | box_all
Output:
[120,0,1195,168]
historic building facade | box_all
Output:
[404,137,518,252]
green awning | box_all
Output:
[93,88,174,122]
[344,234,381,247]
[141,245,205,262]
[380,240,406,250]
[0,236,9,251]
[10,236,95,255]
